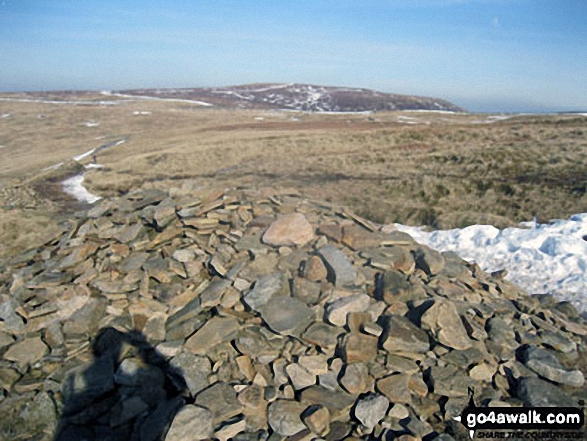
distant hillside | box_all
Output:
[116,83,467,113]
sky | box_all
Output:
[0,0,586,112]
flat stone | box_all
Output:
[377,374,412,404]
[517,377,577,407]
[381,315,430,353]
[286,363,316,391]
[538,330,577,353]
[267,400,307,436]
[185,316,240,355]
[340,362,371,395]
[386,355,420,374]
[62,297,107,339]
[522,346,584,387]
[429,365,475,398]
[261,296,314,337]
[3,337,48,365]
[195,382,242,426]
[303,322,342,351]
[166,405,214,441]
[341,332,378,363]
[469,363,496,382]
[170,352,211,396]
[420,300,472,350]
[354,394,389,430]
[263,213,315,247]
[300,386,356,418]
[292,277,322,305]
[325,294,370,327]
[342,224,386,250]
[317,245,357,287]
[243,272,287,312]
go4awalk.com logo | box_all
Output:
[454,407,585,439]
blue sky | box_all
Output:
[1,0,586,112]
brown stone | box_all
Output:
[263,213,314,247]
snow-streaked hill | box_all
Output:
[116,83,466,113]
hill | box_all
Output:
[115,83,466,113]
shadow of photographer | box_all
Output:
[55,327,188,441]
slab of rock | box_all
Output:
[243,272,287,311]
[263,213,314,247]
[318,245,357,287]
[354,394,389,429]
[420,300,472,350]
[517,377,577,407]
[522,346,584,387]
[340,362,371,395]
[3,337,48,365]
[195,382,242,426]
[170,352,211,396]
[286,363,316,391]
[185,316,240,355]
[381,315,430,353]
[325,294,370,327]
[341,332,378,363]
[261,296,314,337]
[268,400,307,436]
[377,374,412,404]
[166,405,214,441]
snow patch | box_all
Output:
[84,163,104,169]
[133,111,152,115]
[1,113,11,119]
[62,174,101,204]
[73,148,96,162]
[42,162,64,171]
[81,121,100,127]
[395,214,587,313]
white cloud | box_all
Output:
[492,17,500,28]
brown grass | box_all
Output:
[0,95,585,260]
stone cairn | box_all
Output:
[0,185,585,441]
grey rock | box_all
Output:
[3,337,48,364]
[317,245,357,287]
[243,272,287,311]
[522,346,584,387]
[381,315,430,353]
[261,296,313,337]
[170,352,211,396]
[324,293,370,327]
[517,377,577,407]
[420,300,472,350]
[354,394,389,429]
[195,382,242,425]
[185,316,240,355]
[429,365,475,398]
[62,297,107,339]
[110,396,149,427]
[267,399,307,436]
[414,246,445,275]
[166,405,214,441]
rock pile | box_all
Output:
[0,185,585,440]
